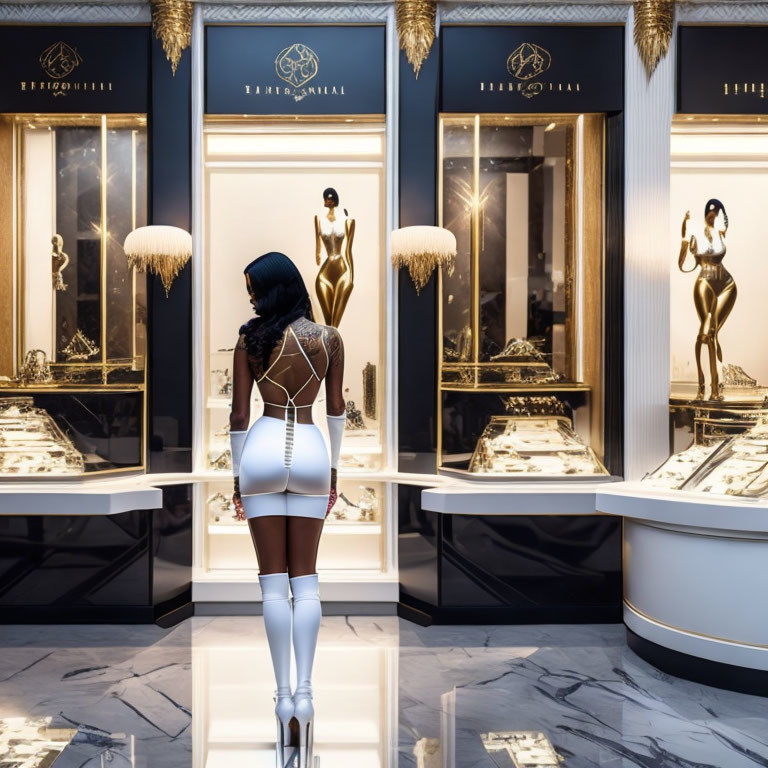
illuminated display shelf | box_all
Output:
[196,117,395,599]
[437,113,607,479]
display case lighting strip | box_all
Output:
[100,114,108,375]
[575,113,585,383]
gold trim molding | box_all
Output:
[633,0,675,79]
[151,0,193,76]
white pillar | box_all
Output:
[624,6,676,480]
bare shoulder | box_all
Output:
[322,325,343,362]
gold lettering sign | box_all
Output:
[723,82,766,98]
[242,42,347,103]
[17,41,113,98]
[275,43,319,89]
[39,41,82,79]
[478,43,580,99]
[506,42,551,81]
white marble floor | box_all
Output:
[0,618,765,767]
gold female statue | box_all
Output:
[679,198,736,401]
[315,187,355,328]
[51,234,69,291]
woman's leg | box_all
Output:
[249,516,294,741]
[287,516,324,694]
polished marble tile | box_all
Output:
[0,618,765,767]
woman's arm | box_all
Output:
[315,215,322,266]
[678,211,695,272]
[230,335,254,520]
[324,327,345,417]
[324,328,345,515]
[345,217,355,283]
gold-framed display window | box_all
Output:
[437,114,606,478]
[0,114,148,389]
[201,115,389,571]
[202,117,387,476]
[648,116,768,495]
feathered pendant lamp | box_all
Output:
[396,0,437,78]
[123,225,192,297]
[391,226,456,295]
[633,0,675,79]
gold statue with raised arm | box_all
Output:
[679,199,737,401]
[314,187,355,328]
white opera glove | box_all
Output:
[230,430,247,476]
[326,413,345,469]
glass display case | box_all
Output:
[0,114,148,476]
[645,418,768,497]
[200,118,390,575]
[437,114,607,478]
[641,116,768,494]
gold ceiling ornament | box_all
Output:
[633,0,676,79]
[391,226,456,295]
[151,0,193,76]
[123,225,192,297]
[396,0,437,79]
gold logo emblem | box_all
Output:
[39,41,83,79]
[506,43,551,81]
[275,43,319,89]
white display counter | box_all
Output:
[597,482,768,692]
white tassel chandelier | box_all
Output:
[391,225,456,295]
[123,225,192,297]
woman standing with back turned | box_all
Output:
[228,251,345,768]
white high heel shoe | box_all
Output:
[292,682,314,768]
[274,688,295,768]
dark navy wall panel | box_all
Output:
[441,26,624,113]
[604,113,624,476]
[398,48,439,470]
[206,25,386,115]
[0,25,149,113]
[149,38,192,473]
[678,26,768,114]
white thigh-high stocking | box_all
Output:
[290,574,321,691]
[290,574,320,767]
[259,572,294,733]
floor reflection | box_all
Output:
[0,619,766,767]
[193,616,397,767]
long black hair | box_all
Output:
[704,198,729,230]
[239,252,313,369]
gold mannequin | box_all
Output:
[679,199,737,401]
[315,187,355,328]
[51,234,69,291]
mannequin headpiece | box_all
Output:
[704,198,728,228]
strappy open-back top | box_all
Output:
[238,318,340,425]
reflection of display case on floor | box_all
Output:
[193,627,397,767]
[438,114,607,479]
[0,114,148,477]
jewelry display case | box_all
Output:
[437,114,607,479]
[0,114,148,476]
[200,118,391,578]
[647,117,768,489]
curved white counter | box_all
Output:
[597,482,768,686]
